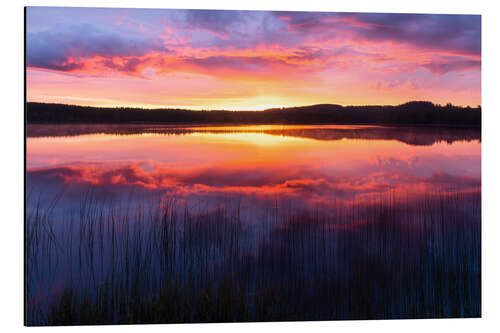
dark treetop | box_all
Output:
[26,101,481,126]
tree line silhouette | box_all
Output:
[26,101,481,126]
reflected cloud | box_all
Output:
[26,125,481,217]
[27,160,481,208]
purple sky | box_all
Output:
[26,7,481,109]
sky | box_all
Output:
[26,7,481,110]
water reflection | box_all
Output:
[27,124,481,145]
[27,125,480,206]
[25,125,481,325]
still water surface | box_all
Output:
[27,124,480,209]
[25,124,481,324]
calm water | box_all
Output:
[27,124,480,208]
[26,125,481,325]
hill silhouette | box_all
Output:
[26,101,481,126]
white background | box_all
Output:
[1,0,499,331]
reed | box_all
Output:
[25,188,481,325]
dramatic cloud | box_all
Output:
[26,21,171,74]
[26,7,481,108]
[181,9,248,38]
[422,56,481,75]
[275,12,480,55]
[348,13,481,56]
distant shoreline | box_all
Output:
[26,122,481,128]
[26,101,481,127]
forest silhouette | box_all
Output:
[27,101,481,126]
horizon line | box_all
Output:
[26,100,482,112]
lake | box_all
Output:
[25,124,481,324]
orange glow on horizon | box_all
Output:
[26,8,481,109]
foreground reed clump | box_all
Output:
[25,189,481,325]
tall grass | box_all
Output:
[25,189,481,325]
